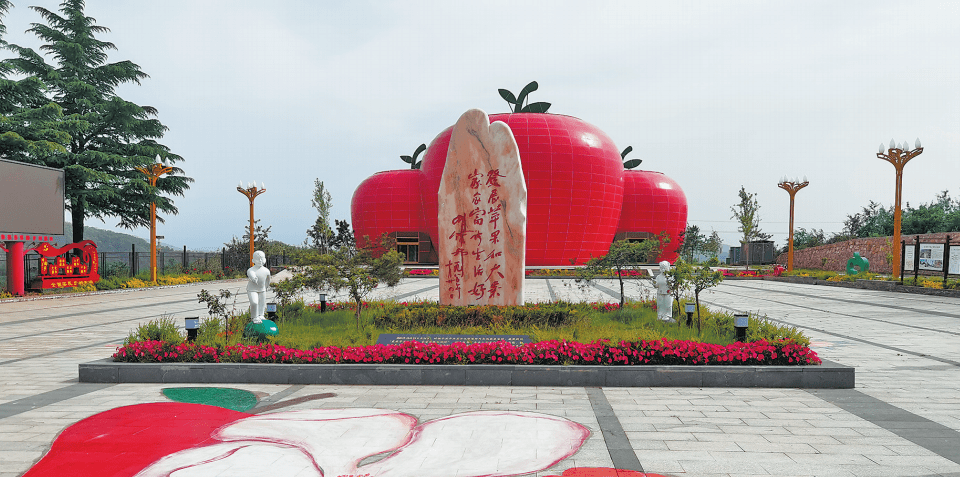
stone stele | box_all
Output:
[438,109,526,306]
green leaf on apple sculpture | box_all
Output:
[621,146,642,169]
[499,81,551,114]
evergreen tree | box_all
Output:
[305,179,334,253]
[5,0,191,243]
[680,224,706,262]
[0,1,69,163]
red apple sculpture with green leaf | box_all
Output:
[351,82,687,265]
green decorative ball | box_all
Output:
[243,319,278,341]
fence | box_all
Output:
[1,246,287,290]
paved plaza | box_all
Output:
[1,277,959,476]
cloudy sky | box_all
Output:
[3,1,959,251]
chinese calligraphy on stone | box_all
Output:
[438,109,526,305]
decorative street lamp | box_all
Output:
[777,176,809,272]
[135,155,174,282]
[878,138,922,279]
[237,181,267,266]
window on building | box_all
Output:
[396,241,419,264]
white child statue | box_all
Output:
[655,260,672,322]
[246,251,271,324]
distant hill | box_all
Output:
[52,223,179,252]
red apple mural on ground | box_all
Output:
[351,85,687,265]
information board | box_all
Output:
[903,247,915,271]
[950,247,960,275]
[918,243,944,271]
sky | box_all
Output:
[2,1,959,252]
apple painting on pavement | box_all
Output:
[24,403,601,477]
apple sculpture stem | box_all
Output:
[498,81,552,113]
[400,143,427,170]
[621,146,642,169]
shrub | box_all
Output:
[71,282,97,293]
[124,315,183,345]
[371,302,586,329]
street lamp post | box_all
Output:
[135,155,174,282]
[777,176,809,272]
[237,181,267,266]
[878,139,922,279]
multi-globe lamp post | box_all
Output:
[877,138,922,279]
[237,181,266,266]
[135,155,174,282]
[777,176,809,272]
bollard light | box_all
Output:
[319,293,327,313]
[266,302,277,319]
[734,313,749,342]
[185,317,199,342]
[684,302,696,327]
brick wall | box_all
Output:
[776,232,960,274]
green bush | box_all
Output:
[746,315,809,346]
[370,302,585,329]
[124,315,183,345]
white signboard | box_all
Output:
[950,247,960,275]
[918,243,944,271]
[903,247,915,271]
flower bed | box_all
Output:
[113,338,821,366]
[524,268,647,277]
[720,265,784,278]
[403,268,439,276]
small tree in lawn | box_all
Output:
[301,240,403,329]
[664,257,692,321]
[577,239,661,309]
[689,265,724,335]
[305,179,334,253]
[730,186,770,268]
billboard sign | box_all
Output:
[0,159,65,236]
[918,243,944,272]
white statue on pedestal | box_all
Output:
[656,260,672,321]
[247,251,271,324]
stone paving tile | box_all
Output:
[4,279,960,476]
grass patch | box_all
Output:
[264,300,808,349]
[124,300,810,353]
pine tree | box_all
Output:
[6,0,191,242]
[0,1,69,163]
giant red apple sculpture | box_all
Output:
[351,84,687,265]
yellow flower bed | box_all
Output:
[71,282,98,293]
[120,275,204,289]
[157,275,204,286]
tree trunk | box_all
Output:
[617,268,625,309]
[71,201,85,244]
[695,294,702,336]
[354,300,362,330]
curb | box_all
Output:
[79,358,854,388]
[763,276,960,297]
